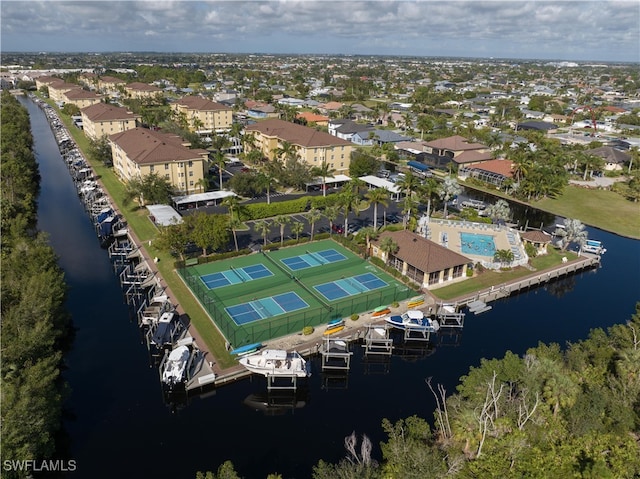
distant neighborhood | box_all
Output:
[2,52,638,206]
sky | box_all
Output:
[1,1,639,62]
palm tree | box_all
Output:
[274,215,290,246]
[365,188,389,230]
[273,140,298,163]
[358,226,379,258]
[306,208,322,241]
[311,161,335,197]
[212,151,226,191]
[396,171,421,222]
[221,195,242,250]
[324,205,340,236]
[337,190,359,237]
[438,175,462,218]
[290,220,304,242]
[228,215,242,252]
[555,218,588,251]
[379,236,399,265]
[416,114,434,140]
[253,219,272,246]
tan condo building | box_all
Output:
[244,118,353,173]
[171,96,233,132]
[109,128,209,195]
[63,89,103,109]
[81,103,141,140]
[124,82,163,100]
[48,81,82,103]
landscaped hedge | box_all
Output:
[244,197,309,220]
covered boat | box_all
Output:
[162,345,190,389]
[239,349,310,378]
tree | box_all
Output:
[306,208,323,241]
[290,220,304,242]
[337,189,360,238]
[349,150,379,177]
[396,171,421,224]
[494,249,514,266]
[365,188,389,230]
[324,205,340,236]
[212,151,227,190]
[222,195,243,251]
[274,215,290,246]
[438,175,462,218]
[379,236,399,265]
[87,135,113,166]
[555,218,588,251]
[484,199,511,224]
[253,219,272,246]
[122,172,174,207]
[312,161,335,197]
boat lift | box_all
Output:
[319,337,353,371]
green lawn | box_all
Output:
[534,186,640,239]
[462,180,640,239]
[431,248,578,301]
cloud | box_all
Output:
[1,1,638,61]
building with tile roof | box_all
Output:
[584,146,631,172]
[109,127,209,194]
[48,81,82,103]
[124,82,163,99]
[80,102,141,140]
[458,158,514,187]
[63,88,103,109]
[370,230,471,289]
[245,118,353,173]
[171,96,233,132]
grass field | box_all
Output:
[178,239,413,349]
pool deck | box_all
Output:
[426,219,518,263]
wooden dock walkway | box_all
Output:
[445,253,601,310]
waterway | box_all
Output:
[22,96,640,479]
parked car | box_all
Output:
[331,224,344,234]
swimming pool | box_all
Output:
[460,232,496,257]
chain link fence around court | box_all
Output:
[178,246,416,348]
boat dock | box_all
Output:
[447,253,601,311]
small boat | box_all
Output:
[582,239,606,255]
[371,306,391,317]
[239,349,310,378]
[324,318,345,336]
[151,311,178,348]
[385,310,440,333]
[407,296,425,308]
[162,345,191,389]
[230,342,263,356]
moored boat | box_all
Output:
[385,310,440,333]
[161,345,191,389]
[239,349,310,378]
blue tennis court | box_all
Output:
[314,273,388,301]
[225,292,310,325]
[200,263,273,290]
[281,249,347,271]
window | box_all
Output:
[178,162,184,167]
[189,171,193,177]
[188,161,193,167]
[149,165,154,172]
[165,174,170,180]
[179,172,185,178]
[189,181,194,187]
[164,163,169,170]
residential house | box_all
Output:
[370,230,470,289]
[516,120,557,132]
[81,102,141,140]
[423,135,491,169]
[124,82,163,99]
[246,101,278,119]
[584,146,631,172]
[352,129,410,147]
[63,88,103,109]
[328,119,374,142]
[296,112,330,127]
[244,118,353,173]
[171,96,233,132]
[318,101,343,116]
[458,159,514,188]
[109,127,209,195]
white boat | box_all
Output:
[162,345,190,388]
[239,349,310,378]
[385,310,440,333]
[582,239,606,255]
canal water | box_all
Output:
[22,96,640,479]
